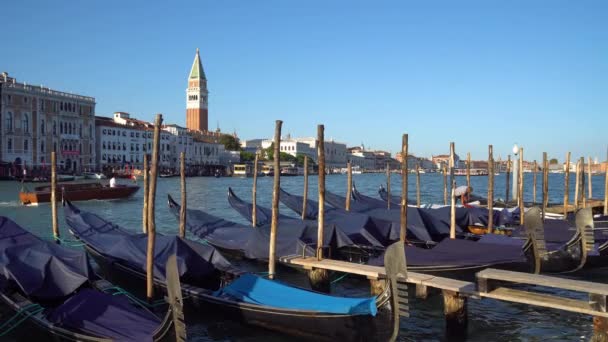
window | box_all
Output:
[5,112,12,131]
[41,119,45,135]
[79,124,82,137]
[53,121,56,135]
[103,142,106,149]
[24,96,28,103]
[22,114,29,133]
[7,139,12,152]
[24,139,28,152]
[40,141,45,153]
[89,124,92,137]
[53,142,57,152]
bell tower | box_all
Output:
[186,48,208,132]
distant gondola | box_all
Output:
[64,201,396,341]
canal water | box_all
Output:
[0,172,606,341]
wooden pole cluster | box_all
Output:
[386,162,391,210]
[581,157,587,208]
[532,160,537,205]
[506,155,511,204]
[268,120,282,279]
[564,152,571,219]
[51,151,59,239]
[252,153,259,226]
[317,124,326,260]
[443,164,448,205]
[179,152,186,238]
[416,161,421,208]
[449,142,456,239]
[346,161,352,211]
[146,114,162,301]
[519,148,524,225]
[400,134,408,242]
[466,152,471,190]
[542,152,548,222]
[302,156,308,220]
[142,154,148,233]
[487,145,494,234]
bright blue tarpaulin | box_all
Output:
[214,273,377,316]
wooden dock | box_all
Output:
[545,198,605,214]
[280,255,608,338]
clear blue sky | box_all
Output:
[3,1,607,162]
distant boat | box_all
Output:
[83,172,107,180]
[19,182,139,205]
[454,169,488,176]
[280,166,298,176]
[232,164,253,177]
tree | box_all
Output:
[549,158,559,165]
[219,134,241,151]
[240,151,256,162]
[264,144,297,162]
[296,154,316,167]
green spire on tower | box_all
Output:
[189,48,206,80]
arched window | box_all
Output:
[40,119,45,135]
[22,114,29,133]
[5,112,12,131]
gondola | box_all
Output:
[270,187,594,275]
[0,216,173,341]
[64,201,396,341]
[184,190,535,280]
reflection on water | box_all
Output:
[0,172,606,341]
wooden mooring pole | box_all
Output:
[443,290,468,339]
[179,152,186,238]
[142,154,148,233]
[443,164,448,206]
[542,153,548,222]
[450,142,456,239]
[252,153,259,226]
[533,160,537,205]
[466,152,471,190]
[146,114,162,301]
[302,156,308,220]
[386,161,391,210]
[519,148,524,225]
[575,159,581,210]
[401,134,408,242]
[346,161,352,211]
[582,157,587,208]
[309,124,329,293]
[51,151,59,239]
[268,120,282,280]
[416,161,421,208]
[605,147,608,216]
[487,145,494,234]
[589,156,593,199]
[506,155,511,204]
[564,152,571,219]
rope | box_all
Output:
[48,235,85,247]
[0,304,44,337]
[103,286,167,308]
[331,273,348,284]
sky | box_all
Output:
[3,1,607,162]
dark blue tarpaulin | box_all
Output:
[64,201,235,281]
[47,289,162,341]
[0,216,91,300]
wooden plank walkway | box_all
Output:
[546,199,604,214]
[280,255,608,318]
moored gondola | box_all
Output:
[64,200,395,341]
[0,216,173,341]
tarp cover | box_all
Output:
[168,195,353,260]
[215,273,377,316]
[47,288,161,342]
[0,216,91,300]
[369,236,527,267]
[64,202,234,282]
[227,188,291,226]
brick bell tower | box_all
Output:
[186,48,208,132]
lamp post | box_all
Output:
[512,144,519,202]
